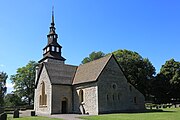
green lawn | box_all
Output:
[7,116,63,120]
[80,108,180,120]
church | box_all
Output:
[34,11,145,115]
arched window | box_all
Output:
[79,89,84,103]
[112,94,115,101]
[118,93,120,101]
[107,94,109,101]
[39,81,47,106]
[134,97,137,104]
[129,85,132,92]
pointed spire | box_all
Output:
[51,6,55,26]
[49,6,56,34]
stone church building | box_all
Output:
[34,12,145,115]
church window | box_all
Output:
[129,85,132,92]
[112,94,115,101]
[56,47,59,52]
[134,97,137,104]
[107,94,109,101]
[118,93,120,101]
[39,81,47,106]
[112,83,117,90]
[79,89,84,103]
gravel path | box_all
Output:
[45,114,87,120]
[19,110,88,120]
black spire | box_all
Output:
[49,6,55,35]
[39,6,66,63]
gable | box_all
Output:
[35,64,51,88]
[98,55,128,84]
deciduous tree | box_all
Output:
[81,51,105,64]
[0,72,8,106]
[112,49,156,98]
[10,61,38,105]
[159,59,180,100]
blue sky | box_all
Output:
[0,0,180,93]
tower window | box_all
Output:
[56,47,59,52]
[43,49,46,54]
[52,46,55,51]
[47,47,50,52]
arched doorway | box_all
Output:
[61,97,68,114]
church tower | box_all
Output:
[39,8,66,63]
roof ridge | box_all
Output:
[79,54,113,66]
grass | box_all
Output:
[6,108,180,120]
[80,108,180,120]
[7,116,63,120]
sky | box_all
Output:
[0,0,180,93]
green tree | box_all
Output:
[82,49,156,99]
[159,59,180,100]
[0,72,8,106]
[4,93,23,107]
[10,61,38,105]
[151,73,171,103]
[81,51,105,64]
[113,49,156,98]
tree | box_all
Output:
[0,72,8,106]
[151,73,171,103]
[4,93,23,107]
[159,59,180,100]
[81,49,156,99]
[10,61,38,105]
[81,51,105,64]
[113,49,156,98]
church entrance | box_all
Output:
[61,98,67,114]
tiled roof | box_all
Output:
[73,54,112,85]
[44,62,77,85]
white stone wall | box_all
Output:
[97,57,145,113]
[34,66,52,115]
[73,83,99,115]
[51,85,72,113]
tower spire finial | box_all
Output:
[52,5,54,24]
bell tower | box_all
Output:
[39,7,66,63]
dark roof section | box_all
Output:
[45,62,77,85]
[73,54,112,85]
